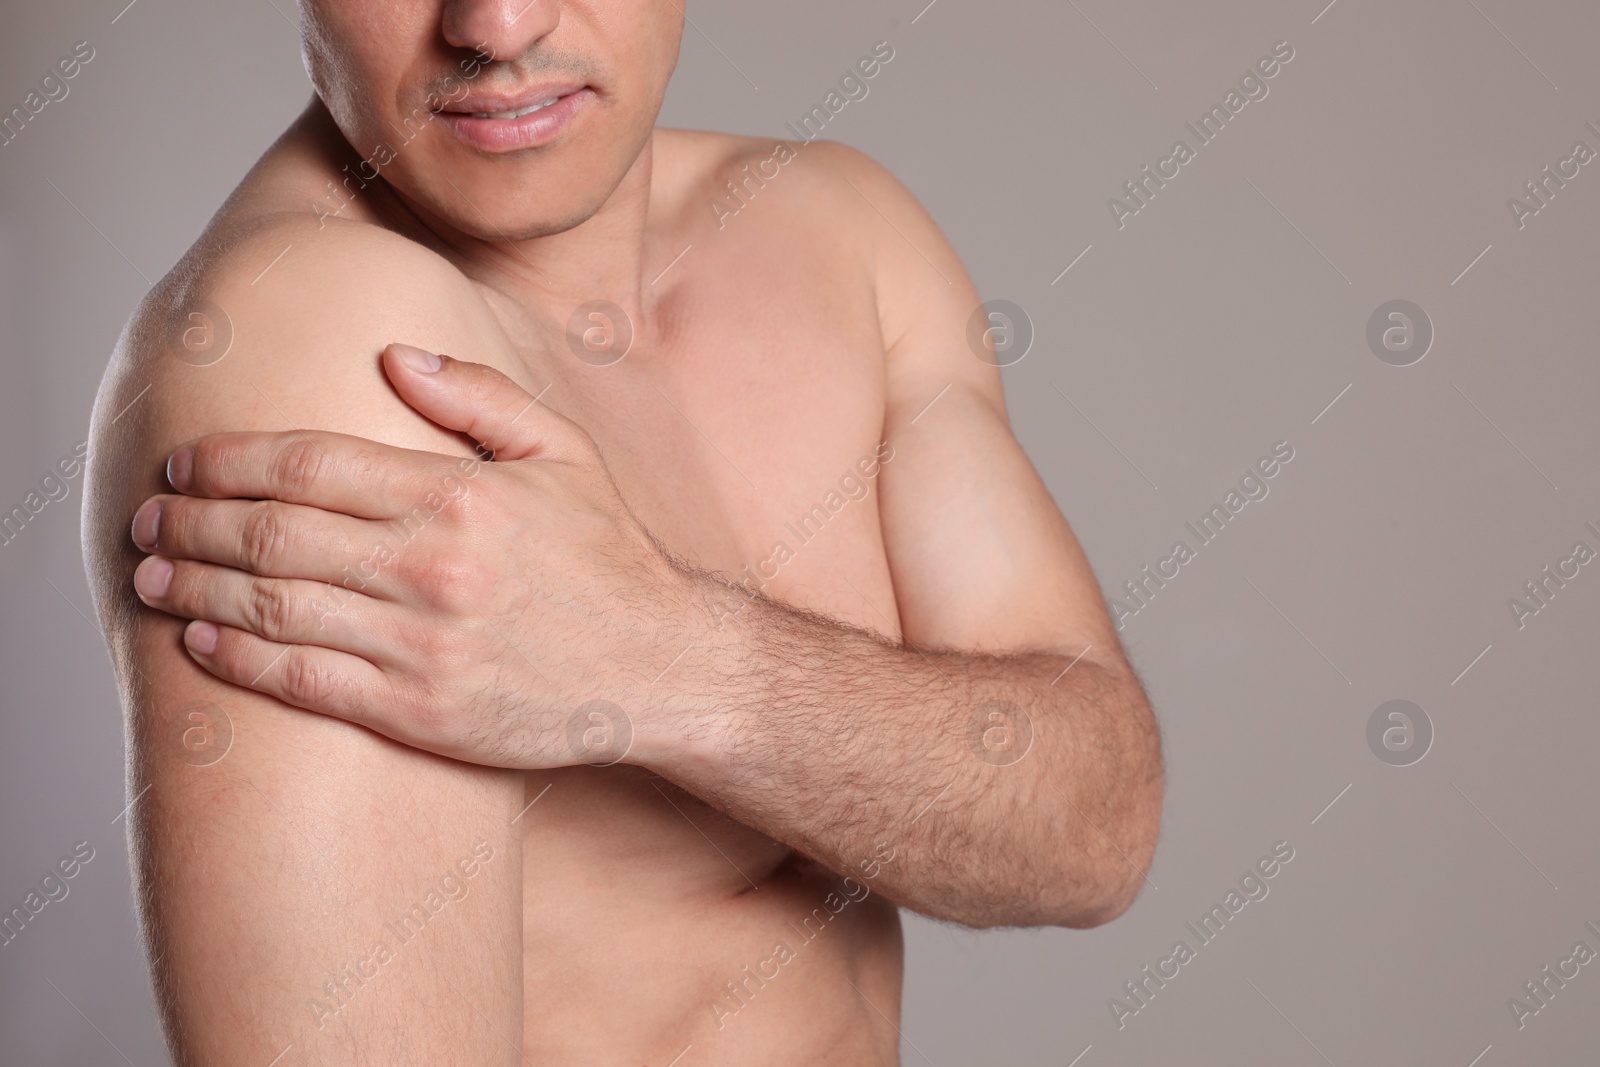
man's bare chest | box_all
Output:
[482,277,903,640]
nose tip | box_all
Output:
[443,0,559,63]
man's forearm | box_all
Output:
[643,572,1164,929]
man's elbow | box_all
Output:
[938,682,1164,931]
[1047,735,1164,929]
[953,795,1160,931]
[1048,860,1151,929]
[1045,822,1160,929]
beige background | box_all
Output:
[3,0,1598,1063]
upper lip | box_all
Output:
[438,82,589,115]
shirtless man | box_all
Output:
[83,3,1162,1063]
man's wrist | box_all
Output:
[624,564,758,779]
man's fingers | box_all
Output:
[383,343,579,462]
[137,556,392,660]
[168,429,437,518]
[133,495,384,588]
[182,619,392,727]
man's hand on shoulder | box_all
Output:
[125,345,707,770]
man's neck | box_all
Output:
[301,99,665,340]
[404,143,661,333]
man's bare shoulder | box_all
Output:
[112,213,506,399]
[657,127,891,191]
[83,212,523,627]
[655,128,911,249]
[657,128,971,372]
[94,209,527,451]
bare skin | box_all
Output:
[84,4,1160,1064]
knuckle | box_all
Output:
[243,576,296,640]
[434,476,485,525]
[240,501,292,573]
[439,559,495,612]
[277,651,334,708]
[271,438,327,497]
[407,552,489,611]
[387,540,431,590]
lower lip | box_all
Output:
[438,88,593,153]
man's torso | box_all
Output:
[219,111,908,1064]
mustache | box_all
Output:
[420,48,600,106]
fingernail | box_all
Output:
[134,556,174,599]
[185,620,218,656]
[131,500,162,550]
[391,343,442,373]
[167,447,195,492]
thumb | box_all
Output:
[383,343,568,462]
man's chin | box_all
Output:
[396,181,606,244]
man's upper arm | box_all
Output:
[822,146,1124,662]
[85,220,531,1065]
